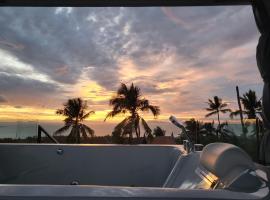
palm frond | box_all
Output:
[115,117,132,130]
[137,99,149,109]
[82,124,94,137]
[148,105,160,117]
[220,108,232,113]
[141,118,152,134]
[205,111,218,118]
[81,111,95,120]
[214,96,221,106]
[220,103,228,108]
[64,117,74,124]
[109,96,126,106]
[117,83,129,95]
[207,99,214,105]
[229,110,241,119]
[81,126,88,139]
[206,98,217,110]
[66,126,77,143]
[54,124,71,135]
[104,109,125,121]
[121,118,134,136]
[134,115,141,138]
[135,115,140,129]
[139,99,160,117]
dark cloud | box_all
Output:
[181,91,190,95]
[140,83,176,95]
[0,95,7,103]
[0,73,57,94]
[0,73,63,107]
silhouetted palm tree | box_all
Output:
[153,126,166,137]
[54,98,95,143]
[218,121,238,143]
[185,118,204,143]
[230,90,262,119]
[111,128,124,144]
[202,121,216,136]
[105,83,160,142]
[205,96,231,139]
[205,96,231,128]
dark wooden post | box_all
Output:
[37,125,42,143]
[236,86,245,133]
[255,118,260,162]
[37,125,59,144]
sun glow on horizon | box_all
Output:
[0,103,207,123]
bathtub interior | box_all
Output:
[0,144,268,200]
[0,144,182,187]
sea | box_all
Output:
[0,120,258,140]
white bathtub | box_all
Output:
[0,144,268,200]
[0,144,181,186]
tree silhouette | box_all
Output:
[184,118,204,143]
[153,126,166,137]
[205,96,231,139]
[105,83,160,142]
[54,98,95,143]
[230,90,262,119]
[111,128,124,144]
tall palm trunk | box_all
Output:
[132,112,140,139]
[128,132,133,144]
[196,121,200,144]
[137,124,141,141]
[75,118,80,144]
[217,110,221,140]
[135,126,139,139]
[248,109,256,119]
[195,127,198,144]
[77,128,80,144]
[236,86,245,134]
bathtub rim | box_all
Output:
[0,184,266,200]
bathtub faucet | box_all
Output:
[169,116,194,153]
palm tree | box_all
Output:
[205,96,231,139]
[105,83,160,142]
[153,126,166,137]
[184,118,204,143]
[202,121,216,136]
[54,98,95,143]
[230,90,262,119]
[205,96,231,127]
[111,128,124,144]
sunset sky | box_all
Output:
[0,6,263,134]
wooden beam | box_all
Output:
[0,0,252,7]
[236,86,245,132]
